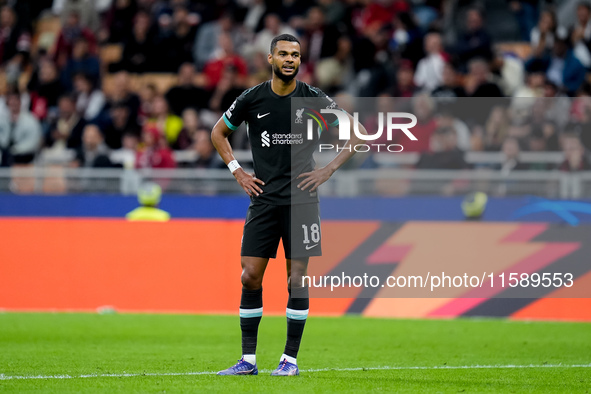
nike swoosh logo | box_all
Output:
[257,112,270,119]
[305,244,318,250]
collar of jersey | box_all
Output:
[267,80,300,99]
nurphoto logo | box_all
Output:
[299,108,418,153]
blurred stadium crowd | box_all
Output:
[0,0,591,175]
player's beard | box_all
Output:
[273,62,299,83]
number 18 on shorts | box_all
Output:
[241,203,322,259]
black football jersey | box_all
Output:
[222,80,339,205]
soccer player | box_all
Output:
[212,34,365,376]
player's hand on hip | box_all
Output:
[297,167,333,192]
[234,168,265,196]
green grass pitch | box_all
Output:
[0,313,590,393]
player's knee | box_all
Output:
[288,271,306,289]
[241,269,263,290]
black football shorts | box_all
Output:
[241,202,321,259]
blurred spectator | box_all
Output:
[102,0,137,44]
[396,94,437,152]
[465,58,503,97]
[27,59,64,121]
[483,105,510,151]
[112,10,156,73]
[350,23,392,96]
[414,32,446,92]
[535,37,586,95]
[431,62,466,99]
[411,0,440,31]
[0,90,42,167]
[154,4,198,72]
[541,80,572,129]
[193,12,243,70]
[73,72,105,121]
[165,63,208,116]
[559,133,591,171]
[528,126,552,169]
[105,71,141,121]
[317,0,345,26]
[252,13,297,55]
[52,0,104,32]
[455,8,493,67]
[138,83,158,125]
[209,66,244,112]
[45,94,86,150]
[53,11,97,69]
[302,6,341,65]
[203,32,248,89]
[359,0,409,30]
[273,0,314,26]
[136,126,176,169]
[247,51,272,87]
[509,0,539,42]
[110,131,139,168]
[0,6,31,80]
[314,36,353,94]
[512,63,545,100]
[541,120,560,152]
[72,124,113,168]
[174,108,200,150]
[145,95,183,148]
[390,11,424,65]
[416,126,469,169]
[530,9,566,58]
[241,0,266,34]
[60,36,100,91]
[497,137,528,173]
[435,110,471,151]
[191,128,225,169]
[491,51,525,97]
[391,59,418,98]
[570,1,591,68]
[102,101,141,150]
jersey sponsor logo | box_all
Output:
[257,112,270,119]
[261,131,270,147]
[305,243,319,250]
[272,133,303,145]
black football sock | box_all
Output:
[240,287,263,358]
[284,286,309,360]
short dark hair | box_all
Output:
[270,34,300,54]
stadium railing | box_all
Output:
[35,149,565,168]
[1,166,589,199]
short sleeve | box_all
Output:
[222,91,250,131]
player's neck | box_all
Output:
[271,76,297,96]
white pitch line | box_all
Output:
[1,364,590,381]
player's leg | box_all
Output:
[239,256,268,364]
[218,203,281,376]
[271,204,319,376]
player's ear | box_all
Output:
[267,53,273,65]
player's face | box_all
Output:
[268,41,301,82]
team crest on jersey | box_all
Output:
[295,108,304,124]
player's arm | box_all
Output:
[297,112,367,192]
[211,117,265,197]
